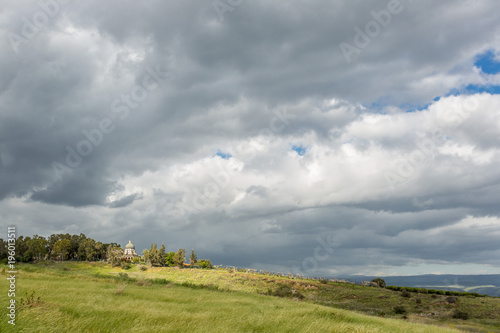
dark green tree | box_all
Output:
[165,251,175,266]
[0,238,7,260]
[143,243,165,266]
[79,238,97,261]
[173,248,186,268]
[27,235,48,261]
[190,249,197,267]
[95,241,105,260]
[106,245,123,266]
[158,244,167,266]
[53,239,71,261]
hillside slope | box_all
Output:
[1,262,498,332]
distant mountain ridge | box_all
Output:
[339,274,500,297]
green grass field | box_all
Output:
[0,262,497,332]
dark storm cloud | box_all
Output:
[31,168,116,207]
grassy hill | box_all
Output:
[1,262,498,332]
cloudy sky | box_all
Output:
[1,0,500,276]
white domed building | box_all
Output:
[123,240,139,260]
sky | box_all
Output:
[1,0,500,277]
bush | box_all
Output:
[452,310,469,320]
[401,290,412,298]
[19,291,41,308]
[151,278,169,285]
[120,261,132,270]
[415,298,422,304]
[267,284,305,300]
[370,278,386,288]
[136,279,152,287]
[139,265,148,271]
[197,259,213,269]
[117,272,133,282]
[394,305,407,315]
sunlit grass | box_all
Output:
[0,262,464,332]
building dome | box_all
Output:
[125,240,135,250]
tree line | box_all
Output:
[0,233,113,262]
[141,244,212,269]
[0,233,212,269]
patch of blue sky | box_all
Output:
[403,102,432,113]
[214,151,232,159]
[369,50,500,114]
[363,95,394,114]
[447,84,500,96]
[292,145,306,156]
[474,49,500,75]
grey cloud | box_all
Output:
[0,0,499,276]
[108,193,142,208]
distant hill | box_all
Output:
[342,274,500,297]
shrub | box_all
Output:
[151,278,169,285]
[197,259,213,269]
[445,296,458,304]
[139,265,148,271]
[19,291,41,308]
[415,298,422,304]
[203,283,220,291]
[370,278,386,288]
[452,310,469,320]
[267,284,305,300]
[120,261,132,270]
[394,305,407,315]
[136,279,152,287]
[401,290,411,298]
[117,272,130,281]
